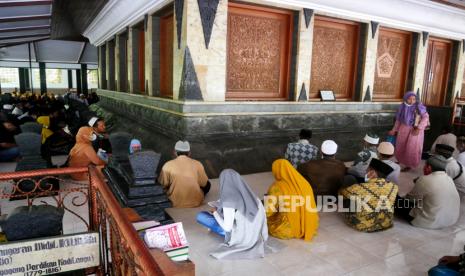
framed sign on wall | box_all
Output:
[320,90,335,101]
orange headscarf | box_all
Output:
[271,159,319,241]
[68,127,104,180]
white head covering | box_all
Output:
[175,140,190,152]
[88,117,99,127]
[364,134,379,145]
[377,142,395,155]
[12,107,23,115]
[321,140,338,155]
[2,104,13,110]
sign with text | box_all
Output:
[0,232,99,275]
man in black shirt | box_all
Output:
[0,120,20,162]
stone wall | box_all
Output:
[93,90,407,178]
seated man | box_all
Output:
[429,251,465,275]
[457,136,465,166]
[89,117,112,153]
[158,141,210,208]
[435,144,465,194]
[431,125,458,158]
[285,129,318,167]
[402,155,460,229]
[377,142,400,185]
[0,120,20,162]
[339,158,398,232]
[298,140,346,196]
[347,133,379,180]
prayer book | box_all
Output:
[143,222,190,262]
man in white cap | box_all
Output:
[347,133,379,180]
[88,117,111,153]
[298,140,346,196]
[377,142,400,185]
[158,140,210,208]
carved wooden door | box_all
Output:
[160,13,174,98]
[138,29,145,93]
[226,3,293,100]
[373,28,411,100]
[310,16,359,100]
[422,38,451,106]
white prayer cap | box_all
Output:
[364,133,379,145]
[88,117,99,127]
[321,140,338,155]
[377,142,394,155]
[2,104,13,110]
[175,140,190,152]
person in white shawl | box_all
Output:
[197,169,268,260]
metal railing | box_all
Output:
[0,166,194,276]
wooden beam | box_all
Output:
[0,14,51,23]
[0,25,50,33]
[77,42,87,63]
[0,36,49,47]
[0,33,51,41]
[0,1,52,8]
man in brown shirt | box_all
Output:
[158,141,210,208]
[298,140,347,196]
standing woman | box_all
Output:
[388,91,429,171]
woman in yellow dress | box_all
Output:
[266,159,319,241]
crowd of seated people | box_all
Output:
[0,90,104,169]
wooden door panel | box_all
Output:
[138,29,145,93]
[423,38,451,106]
[160,13,174,98]
[373,28,411,100]
[226,3,293,100]
[310,16,359,100]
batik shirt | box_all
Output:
[339,178,398,232]
[285,139,319,167]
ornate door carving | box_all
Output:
[160,13,174,98]
[226,3,293,100]
[422,38,452,106]
[310,16,359,100]
[373,28,411,100]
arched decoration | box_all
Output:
[298,83,307,101]
[303,8,313,29]
[198,0,219,49]
[175,0,184,49]
[179,47,203,101]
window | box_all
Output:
[0,67,20,88]
[310,16,360,100]
[88,70,98,89]
[226,3,293,100]
[373,28,411,100]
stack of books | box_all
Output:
[143,222,189,261]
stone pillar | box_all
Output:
[145,15,160,97]
[76,69,82,93]
[294,10,313,101]
[98,45,107,89]
[116,33,128,92]
[18,68,26,93]
[128,27,141,93]
[173,0,227,101]
[39,62,47,94]
[411,32,429,101]
[106,40,116,90]
[67,70,73,89]
[359,22,379,101]
[81,64,88,94]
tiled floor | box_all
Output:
[2,158,464,275]
[166,162,465,276]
